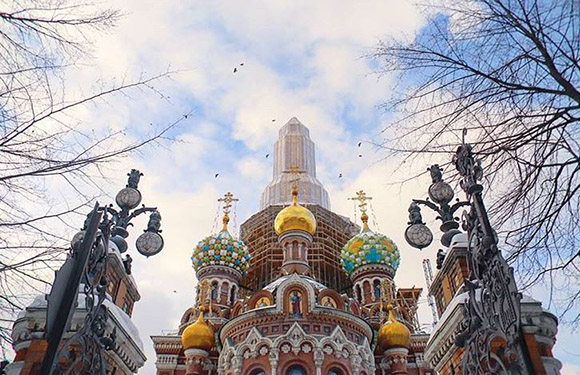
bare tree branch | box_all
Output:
[374,0,580,322]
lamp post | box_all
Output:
[404,164,470,251]
[405,146,531,374]
[40,169,164,375]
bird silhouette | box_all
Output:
[215,173,219,178]
[271,119,276,122]
[266,154,270,158]
[173,290,177,293]
[233,67,238,73]
[358,154,362,158]
[240,63,245,66]
[339,173,343,178]
[358,142,362,147]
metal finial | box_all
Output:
[348,190,373,213]
[379,279,395,323]
[218,192,239,216]
[217,192,239,231]
[286,165,305,205]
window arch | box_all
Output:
[329,368,344,375]
[211,281,219,301]
[230,285,237,304]
[286,365,307,375]
[373,279,381,300]
[249,369,266,375]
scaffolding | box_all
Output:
[240,204,358,296]
[396,287,422,332]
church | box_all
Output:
[5,118,562,375]
[150,118,562,375]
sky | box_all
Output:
[22,1,579,374]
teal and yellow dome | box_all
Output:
[341,213,400,274]
[192,215,250,275]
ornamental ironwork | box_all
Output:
[405,142,532,374]
[453,143,530,375]
[41,169,164,375]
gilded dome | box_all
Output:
[341,213,400,275]
[378,304,411,350]
[192,215,250,275]
[274,187,316,235]
[181,309,215,351]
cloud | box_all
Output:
[12,1,572,374]
[75,2,442,373]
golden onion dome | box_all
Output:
[378,304,411,350]
[274,186,316,235]
[181,308,215,351]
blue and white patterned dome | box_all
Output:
[191,216,250,275]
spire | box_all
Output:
[260,117,330,209]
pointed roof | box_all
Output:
[260,117,330,209]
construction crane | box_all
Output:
[422,259,439,325]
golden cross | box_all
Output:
[379,279,395,322]
[348,190,373,213]
[287,165,305,188]
[218,191,239,215]
[197,280,213,314]
[286,165,306,200]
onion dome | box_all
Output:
[192,214,250,275]
[274,186,316,235]
[341,212,400,275]
[181,308,215,351]
[378,304,410,350]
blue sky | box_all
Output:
[43,1,579,373]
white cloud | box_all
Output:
[13,1,573,374]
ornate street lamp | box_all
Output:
[41,169,164,375]
[404,164,469,250]
[405,145,532,374]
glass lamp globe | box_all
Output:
[115,187,142,209]
[428,181,455,204]
[405,223,434,249]
[136,231,164,257]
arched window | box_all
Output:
[211,281,219,301]
[286,365,307,375]
[329,368,343,375]
[249,369,266,375]
[355,284,362,303]
[230,285,237,304]
[373,279,381,300]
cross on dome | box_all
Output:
[379,279,396,322]
[349,189,373,214]
[217,192,239,231]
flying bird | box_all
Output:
[266,154,270,158]
[339,173,343,178]
[271,119,276,122]
[358,142,362,147]
[358,154,362,158]
[173,290,177,293]
[240,63,245,66]
[215,173,220,178]
[233,67,238,73]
